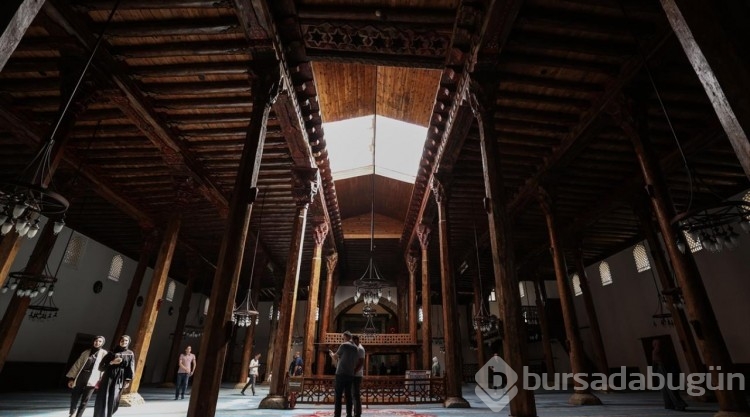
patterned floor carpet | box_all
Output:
[294,411,436,417]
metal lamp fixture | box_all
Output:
[673,200,750,254]
[232,189,265,327]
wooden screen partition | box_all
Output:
[294,375,445,404]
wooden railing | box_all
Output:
[321,333,416,345]
[293,375,445,404]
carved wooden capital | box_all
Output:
[430,173,448,205]
[313,222,329,247]
[291,166,320,207]
[407,255,418,275]
[416,224,431,250]
[325,252,338,275]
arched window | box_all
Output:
[63,233,87,269]
[107,254,123,282]
[165,280,176,302]
[203,298,210,315]
[633,244,651,273]
[599,261,613,286]
[519,282,526,298]
[571,273,582,296]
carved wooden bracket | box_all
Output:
[291,166,320,207]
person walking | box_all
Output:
[241,353,261,395]
[93,335,135,417]
[329,330,358,417]
[351,335,365,417]
[66,335,108,417]
[175,345,196,400]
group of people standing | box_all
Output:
[66,335,135,417]
[329,331,365,417]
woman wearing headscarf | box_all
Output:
[66,335,107,417]
[94,335,135,417]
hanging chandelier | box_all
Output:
[673,199,750,253]
[471,222,498,335]
[232,189,265,327]
[353,74,389,309]
[362,305,378,338]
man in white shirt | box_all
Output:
[241,353,261,395]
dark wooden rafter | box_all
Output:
[232,0,344,250]
[40,0,281,266]
[403,0,524,251]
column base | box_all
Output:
[569,392,602,405]
[119,392,145,407]
[444,396,471,408]
[714,412,750,417]
[158,382,175,388]
[258,394,288,409]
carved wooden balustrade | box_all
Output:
[321,333,416,345]
[293,375,445,404]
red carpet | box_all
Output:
[294,411,436,417]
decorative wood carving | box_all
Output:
[313,222,329,247]
[416,224,431,250]
[291,166,320,207]
[302,23,449,58]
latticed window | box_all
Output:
[633,244,651,273]
[165,280,176,302]
[519,282,526,298]
[683,231,703,253]
[107,254,123,282]
[203,298,210,315]
[743,191,750,219]
[571,273,582,296]
[599,261,613,286]
[63,234,87,268]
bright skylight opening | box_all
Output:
[325,115,426,183]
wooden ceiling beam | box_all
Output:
[132,62,250,79]
[71,0,233,10]
[297,5,455,25]
[102,18,240,38]
[113,40,251,59]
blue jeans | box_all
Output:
[175,373,189,399]
[334,374,354,417]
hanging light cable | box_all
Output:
[232,189,265,327]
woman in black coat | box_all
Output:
[94,335,135,417]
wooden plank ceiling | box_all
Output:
[0,0,747,304]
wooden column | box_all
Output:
[0,236,24,289]
[126,216,181,400]
[470,80,537,415]
[0,0,45,72]
[471,271,486,366]
[538,189,601,405]
[259,166,319,409]
[633,198,704,377]
[533,276,555,376]
[0,220,59,372]
[407,254,418,369]
[416,224,432,371]
[162,265,198,387]
[316,252,337,375]
[431,175,469,408]
[187,62,280,417]
[573,249,609,378]
[236,258,263,388]
[265,282,282,384]
[659,0,750,178]
[612,96,749,413]
[397,275,407,333]
[111,229,157,350]
[223,328,239,383]
[303,222,328,376]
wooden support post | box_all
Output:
[573,249,610,379]
[397,274,407,333]
[470,79,537,415]
[407,254,418,369]
[470,271,486,366]
[265,281,282,384]
[659,0,750,178]
[431,175,469,408]
[187,61,280,417]
[533,276,555,377]
[125,216,181,403]
[417,224,432,371]
[111,229,157,350]
[303,222,328,376]
[0,221,59,373]
[0,235,24,289]
[538,189,601,405]
[632,198,704,378]
[0,0,45,72]
[316,253,338,375]
[611,96,749,414]
[161,265,198,387]
[259,166,319,409]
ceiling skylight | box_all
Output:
[325,115,426,183]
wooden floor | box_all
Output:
[0,383,725,417]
